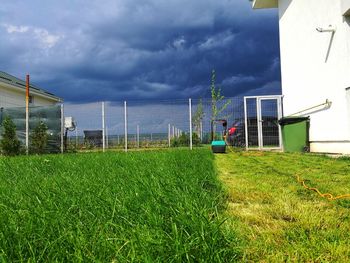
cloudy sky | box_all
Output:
[0,0,281,103]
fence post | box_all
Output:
[172,126,175,138]
[102,102,106,152]
[137,125,140,148]
[75,125,78,149]
[168,123,171,147]
[189,98,193,150]
[25,74,29,155]
[244,97,249,151]
[106,126,109,149]
[256,98,262,151]
[61,103,64,153]
[124,101,128,152]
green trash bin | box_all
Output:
[279,116,310,152]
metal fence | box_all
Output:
[0,105,62,153]
[244,96,283,150]
[63,97,245,151]
[0,95,283,154]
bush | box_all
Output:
[192,133,201,146]
[0,116,21,156]
[30,121,48,154]
[171,132,201,147]
[66,142,78,153]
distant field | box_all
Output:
[0,149,239,262]
[216,151,350,262]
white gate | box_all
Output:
[244,95,283,150]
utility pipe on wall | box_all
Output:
[316,25,336,33]
[289,99,332,117]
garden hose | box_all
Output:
[225,150,350,201]
[295,174,350,201]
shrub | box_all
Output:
[30,121,48,154]
[192,132,201,146]
[171,132,201,147]
[0,116,21,156]
[66,142,78,153]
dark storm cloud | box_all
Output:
[0,0,281,103]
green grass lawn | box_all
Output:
[2,148,350,262]
[216,151,350,262]
[0,149,239,262]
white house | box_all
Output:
[251,0,350,154]
[0,71,61,108]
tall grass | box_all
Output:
[0,149,240,262]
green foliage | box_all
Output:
[83,140,95,150]
[192,98,204,137]
[171,132,201,147]
[202,132,212,144]
[192,132,201,146]
[66,142,78,153]
[210,70,231,140]
[0,116,21,156]
[0,149,240,262]
[30,121,49,154]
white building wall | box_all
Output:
[342,0,350,15]
[278,0,350,153]
[0,84,58,108]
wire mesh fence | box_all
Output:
[244,96,282,150]
[0,105,62,153]
[63,97,246,151]
[0,95,282,154]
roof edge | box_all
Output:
[252,0,278,9]
[0,71,62,102]
[0,81,62,102]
